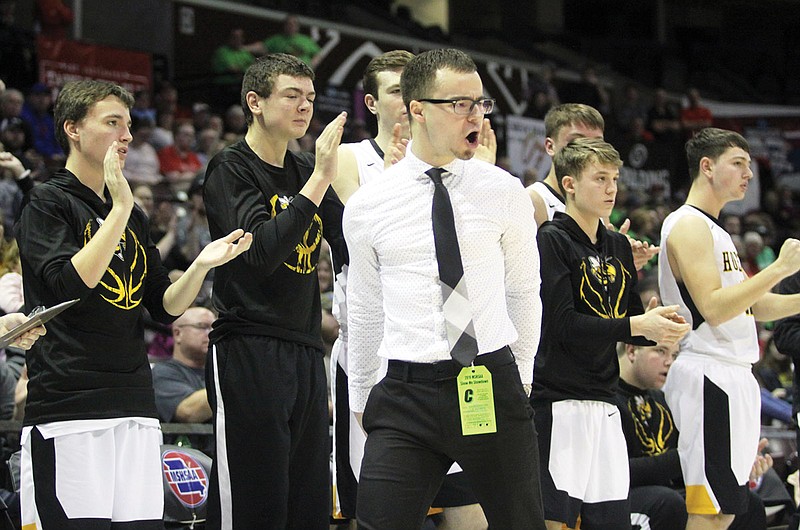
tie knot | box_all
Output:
[426,167,446,185]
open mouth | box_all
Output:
[466,131,479,146]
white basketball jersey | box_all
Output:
[658,205,758,363]
[531,181,565,221]
[346,139,384,187]
[332,139,384,344]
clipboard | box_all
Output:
[0,298,79,349]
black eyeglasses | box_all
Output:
[418,97,495,115]
[176,323,213,331]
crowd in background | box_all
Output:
[2,12,800,427]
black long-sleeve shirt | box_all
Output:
[16,169,175,425]
[532,212,649,403]
[203,140,343,348]
[615,378,682,488]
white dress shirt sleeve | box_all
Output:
[342,193,385,413]
[501,183,541,385]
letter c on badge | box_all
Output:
[464,389,473,403]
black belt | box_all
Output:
[386,346,514,383]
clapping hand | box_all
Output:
[104,141,133,211]
[194,229,253,270]
[473,118,497,165]
[607,218,660,271]
[384,122,409,168]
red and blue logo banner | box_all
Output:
[162,449,209,508]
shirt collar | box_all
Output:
[405,143,467,182]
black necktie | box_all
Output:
[426,167,479,366]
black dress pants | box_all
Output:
[356,348,546,530]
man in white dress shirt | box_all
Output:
[330,50,486,529]
[343,48,546,530]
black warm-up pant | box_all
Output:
[205,335,329,530]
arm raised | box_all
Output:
[331,143,360,204]
[162,229,252,316]
[668,215,800,326]
[70,142,134,288]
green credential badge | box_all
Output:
[457,365,497,435]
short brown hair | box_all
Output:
[686,127,749,181]
[544,103,604,139]
[554,137,621,197]
[240,53,314,125]
[363,50,414,99]
[55,80,134,155]
[400,49,476,111]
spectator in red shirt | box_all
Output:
[158,122,202,194]
[35,0,73,39]
[680,87,713,138]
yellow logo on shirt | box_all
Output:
[579,256,631,318]
[721,251,743,273]
[629,396,675,456]
[269,194,322,275]
[83,220,147,310]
